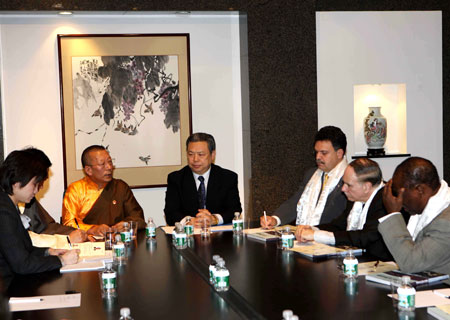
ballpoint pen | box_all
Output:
[433,290,450,299]
[263,210,268,226]
[9,298,44,304]
[75,218,80,229]
[66,236,72,249]
[373,260,380,271]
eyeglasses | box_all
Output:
[87,159,114,168]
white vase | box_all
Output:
[364,106,387,154]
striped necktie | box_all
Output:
[198,176,206,209]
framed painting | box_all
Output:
[58,34,192,188]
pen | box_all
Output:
[66,236,72,249]
[9,298,44,304]
[373,260,380,271]
[263,210,268,226]
[75,218,80,229]
[433,290,450,299]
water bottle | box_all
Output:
[209,255,220,284]
[184,217,194,238]
[343,250,358,278]
[174,222,187,250]
[232,212,244,235]
[120,222,132,243]
[113,234,126,265]
[214,260,230,292]
[101,262,117,298]
[146,218,156,241]
[397,276,415,311]
[119,307,134,320]
[281,226,295,250]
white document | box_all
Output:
[9,293,81,312]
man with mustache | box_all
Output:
[379,157,450,274]
[62,145,145,236]
[261,126,348,228]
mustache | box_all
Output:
[316,160,325,165]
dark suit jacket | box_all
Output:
[164,164,242,226]
[318,188,393,261]
[24,198,74,235]
[275,167,347,225]
[0,191,62,280]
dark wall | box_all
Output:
[1,0,448,220]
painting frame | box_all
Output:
[57,34,192,189]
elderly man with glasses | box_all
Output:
[62,145,145,236]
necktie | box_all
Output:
[316,173,329,206]
[198,176,206,209]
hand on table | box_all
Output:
[295,225,314,242]
[196,209,217,225]
[49,248,80,266]
[68,229,87,243]
[60,249,80,266]
[87,224,111,236]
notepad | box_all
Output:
[60,260,105,273]
[289,241,363,260]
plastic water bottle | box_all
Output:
[232,212,244,235]
[146,218,156,241]
[214,260,230,292]
[281,226,295,250]
[101,262,117,298]
[397,276,415,311]
[184,217,194,238]
[343,250,358,278]
[119,307,134,320]
[113,234,126,265]
[174,222,187,249]
[209,255,221,284]
[120,222,132,243]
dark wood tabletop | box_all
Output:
[6,228,444,319]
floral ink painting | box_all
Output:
[59,34,191,187]
[72,55,181,170]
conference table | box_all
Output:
[7,227,444,319]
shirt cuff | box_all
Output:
[272,215,281,227]
[313,230,336,245]
[378,212,401,224]
[213,214,224,225]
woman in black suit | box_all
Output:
[0,148,79,281]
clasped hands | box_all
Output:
[185,209,218,227]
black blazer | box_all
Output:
[164,164,242,225]
[0,191,61,280]
[275,167,348,225]
[318,187,393,261]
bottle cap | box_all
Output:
[282,309,294,318]
[120,307,130,316]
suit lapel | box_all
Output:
[206,165,218,208]
[183,166,199,211]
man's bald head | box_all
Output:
[393,157,440,192]
[392,157,440,215]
